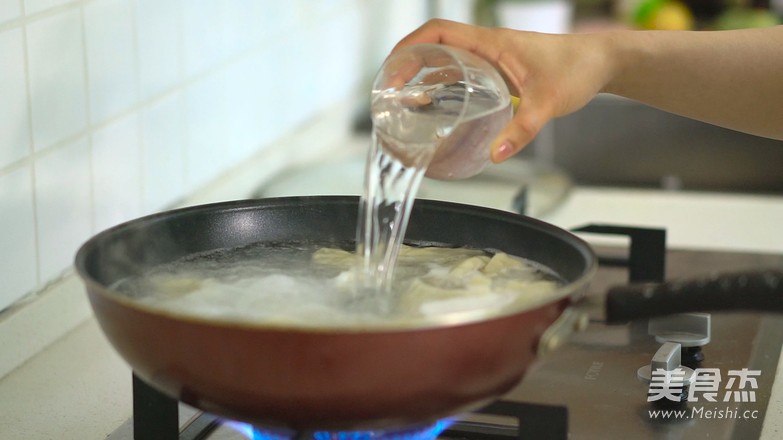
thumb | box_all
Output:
[490,97,550,163]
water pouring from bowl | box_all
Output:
[370,44,513,180]
[357,44,514,295]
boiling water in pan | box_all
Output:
[113,242,560,327]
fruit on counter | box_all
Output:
[713,7,781,30]
[634,0,695,30]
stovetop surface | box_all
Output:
[498,246,783,439]
[108,246,783,440]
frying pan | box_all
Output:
[74,196,783,430]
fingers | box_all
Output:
[490,99,551,163]
[393,19,486,55]
[381,44,463,91]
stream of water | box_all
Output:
[356,80,511,296]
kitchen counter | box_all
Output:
[1,135,781,439]
[544,186,783,255]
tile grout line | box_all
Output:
[129,0,144,216]
[19,0,42,288]
[78,1,96,237]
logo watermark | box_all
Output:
[646,367,762,420]
[649,406,761,420]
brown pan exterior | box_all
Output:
[87,280,567,429]
[76,196,595,430]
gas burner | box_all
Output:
[232,419,451,440]
[124,375,567,440]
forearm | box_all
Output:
[601,26,783,140]
[391,19,783,160]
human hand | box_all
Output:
[391,19,616,163]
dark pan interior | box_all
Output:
[76,196,595,290]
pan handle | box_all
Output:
[605,269,783,323]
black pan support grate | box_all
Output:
[572,224,666,283]
[129,224,667,440]
[131,375,568,440]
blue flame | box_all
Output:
[223,421,259,439]
[311,419,452,440]
[227,419,453,440]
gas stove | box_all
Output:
[106,225,783,440]
[509,245,783,439]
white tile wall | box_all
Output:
[0,166,37,311]
[33,137,92,283]
[0,0,433,312]
[0,0,21,24]
[91,113,142,232]
[134,0,180,100]
[181,0,231,78]
[184,72,229,188]
[0,27,30,168]
[140,92,185,213]
[83,0,138,124]
[24,0,72,16]
[26,8,88,152]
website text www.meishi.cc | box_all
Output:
[649,406,761,420]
